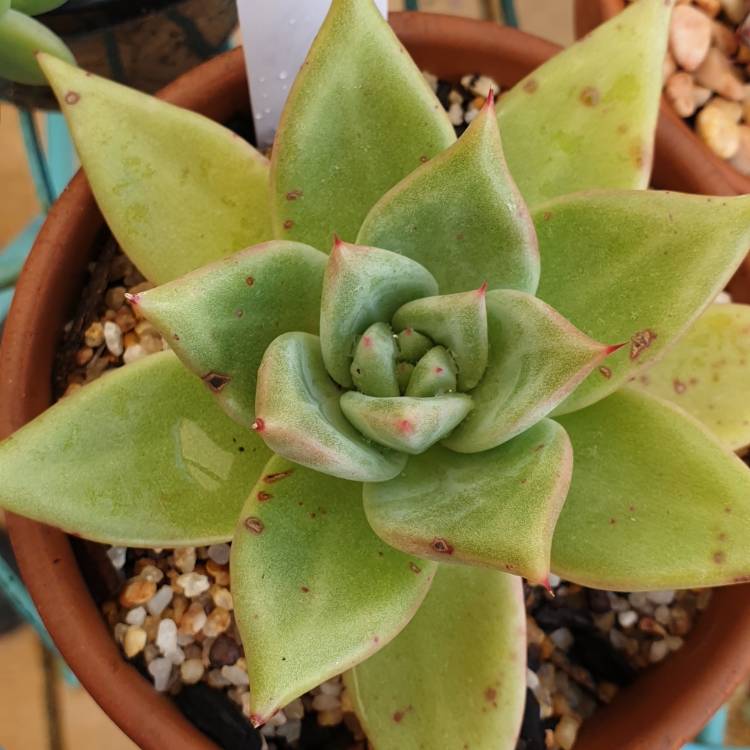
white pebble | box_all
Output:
[276,720,302,744]
[655,605,671,625]
[617,610,639,628]
[464,107,480,124]
[319,679,342,696]
[148,657,173,692]
[180,658,204,685]
[312,692,340,711]
[174,547,197,574]
[646,590,675,605]
[106,546,127,570]
[650,640,670,663]
[669,5,712,72]
[549,627,574,651]
[547,573,561,589]
[697,103,741,158]
[156,618,178,655]
[177,572,210,598]
[526,668,540,691]
[667,635,685,652]
[221,664,250,687]
[715,290,733,304]
[207,543,231,566]
[165,646,185,666]
[448,102,464,126]
[469,74,499,98]
[147,585,174,617]
[284,698,305,720]
[123,344,147,365]
[125,606,147,627]
[103,321,123,356]
[627,592,649,610]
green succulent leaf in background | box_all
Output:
[2,1,750,748]
[0,7,73,85]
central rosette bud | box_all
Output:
[253,239,490,481]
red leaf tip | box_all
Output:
[604,341,627,356]
[483,88,495,111]
[252,417,266,433]
[477,281,488,297]
[249,715,266,729]
[332,233,344,250]
[124,292,140,305]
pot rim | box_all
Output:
[2,12,750,750]
[574,0,750,195]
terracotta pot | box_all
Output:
[2,12,750,750]
[574,0,750,196]
[0,0,238,110]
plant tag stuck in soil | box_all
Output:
[238,0,389,149]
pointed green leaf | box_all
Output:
[320,240,438,388]
[497,0,671,206]
[0,352,271,546]
[0,10,73,85]
[345,566,526,750]
[269,0,455,250]
[552,388,750,590]
[39,54,272,284]
[444,290,613,453]
[634,304,750,453]
[358,96,539,294]
[231,456,436,724]
[340,392,473,455]
[405,346,457,397]
[364,420,572,583]
[255,332,407,481]
[535,191,750,415]
[393,287,488,391]
[396,328,433,363]
[351,322,400,398]
[136,241,326,426]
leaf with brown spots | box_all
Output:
[39,54,272,284]
[497,0,671,206]
[231,456,435,725]
[0,352,271,546]
[270,0,454,251]
[552,388,750,590]
[634,304,750,452]
[364,420,572,584]
[535,191,750,415]
[136,241,327,426]
[345,566,525,750]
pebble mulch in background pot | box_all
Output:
[579,0,750,192]
[45,74,715,750]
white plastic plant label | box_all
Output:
[237,0,388,149]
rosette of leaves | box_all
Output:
[3,0,750,746]
[0,0,73,85]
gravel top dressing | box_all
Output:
[52,74,711,750]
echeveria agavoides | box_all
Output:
[3,1,750,746]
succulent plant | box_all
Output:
[0,0,73,85]
[3,0,750,746]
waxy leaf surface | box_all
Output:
[405,346,457,397]
[634,304,750,452]
[340,392,473,455]
[358,97,538,294]
[393,288,489,391]
[137,241,327,426]
[320,240,438,388]
[552,388,750,590]
[345,566,525,750]
[231,457,436,724]
[0,11,73,85]
[269,0,455,250]
[536,192,750,415]
[39,54,272,284]
[364,420,572,583]
[497,0,671,206]
[444,290,611,453]
[350,322,400,397]
[0,352,271,546]
[255,333,407,482]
